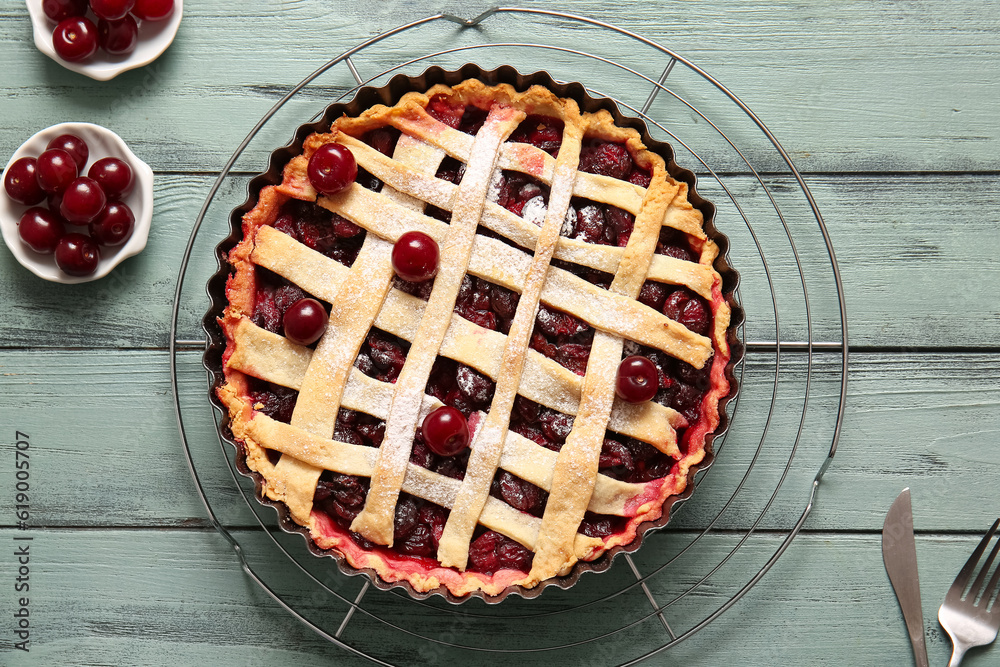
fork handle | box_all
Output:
[948,644,968,667]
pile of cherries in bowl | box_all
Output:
[44,0,175,61]
[4,132,135,276]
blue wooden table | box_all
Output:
[1,1,999,664]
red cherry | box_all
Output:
[35,148,79,194]
[89,201,134,246]
[60,177,107,224]
[18,207,66,254]
[52,17,98,62]
[282,298,328,345]
[98,15,138,55]
[46,134,89,171]
[307,143,357,195]
[43,0,89,22]
[131,0,174,20]
[421,406,470,457]
[391,231,439,282]
[615,356,658,403]
[55,233,100,276]
[88,157,134,198]
[89,0,135,21]
[4,158,46,205]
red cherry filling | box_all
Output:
[468,529,533,575]
[54,233,100,276]
[52,16,98,62]
[391,231,439,282]
[36,148,78,194]
[354,329,409,384]
[18,207,66,254]
[579,140,633,180]
[663,288,710,336]
[616,355,658,403]
[509,114,565,156]
[46,134,89,171]
[4,157,46,205]
[307,143,357,196]
[282,298,328,346]
[490,470,548,516]
[271,200,364,267]
[422,406,470,457]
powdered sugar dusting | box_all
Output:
[521,196,547,226]
[486,167,504,203]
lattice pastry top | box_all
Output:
[217,78,734,599]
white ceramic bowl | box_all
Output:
[26,0,183,81]
[1,122,154,284]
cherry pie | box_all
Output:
[212,75,737,600]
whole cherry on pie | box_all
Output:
[422,406,470,457]
[4,157,47,206]
[307,144,357,195]
[615,355,659,403]
[391,231,439,282]
[282,298,328,345]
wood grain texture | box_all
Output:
[0,528,995,666]
[1,175,997,349]
[0,1,997,173]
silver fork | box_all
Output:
[939,518,1000,667]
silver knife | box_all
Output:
[882,488,930,667]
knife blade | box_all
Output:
[882,488,929,667]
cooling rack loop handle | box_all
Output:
[440,7,501,26]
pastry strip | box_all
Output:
[351,105,525,545]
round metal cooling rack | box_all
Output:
[169,8,848,666]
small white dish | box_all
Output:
[1,122,154,284]
[26,0,183,81]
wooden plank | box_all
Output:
[0,1,998,173]
[0,527,992,665]
[0,349,996,534]
[1,174,997,349]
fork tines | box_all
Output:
[951,518,1000,611]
